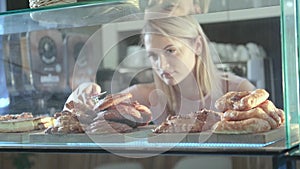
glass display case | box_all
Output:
[0,0,299,168]
[277,0,300,168]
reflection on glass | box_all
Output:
[0,36,10,110]
[144,0,211,19]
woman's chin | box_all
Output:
[162,78,179,86]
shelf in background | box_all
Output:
[116,6,281,32]
[195,6,280,23]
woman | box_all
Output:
[125,15,255,124]
[66,15,255,124]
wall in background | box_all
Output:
[6,0,29,10]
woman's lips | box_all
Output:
[161,71,174,79]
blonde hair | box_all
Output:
[142,16,222,115]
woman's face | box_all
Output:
[144,34,196,85]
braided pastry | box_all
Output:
[258,100,283,126]
[215,89,269,111]
[223,107,278,129]
[213,89,285,134]
[213,118,271,134]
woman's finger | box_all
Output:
[83,83,101,96]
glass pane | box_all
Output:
[281,0,300,148]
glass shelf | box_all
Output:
[0,139,293,155]
[0,0,281,35]
[0,1,143,35]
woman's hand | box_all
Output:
[64,82,103,110]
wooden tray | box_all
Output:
[0,130,43,143]
[29,126,154,144]
[147,125,299,144]
[0,133,28,143]
[10,125,297,145]
[29,133,125,143]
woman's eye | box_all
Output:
[165,48,176,55]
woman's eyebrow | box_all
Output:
[163,45,173,50]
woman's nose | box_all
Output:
[157,54,169,70]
